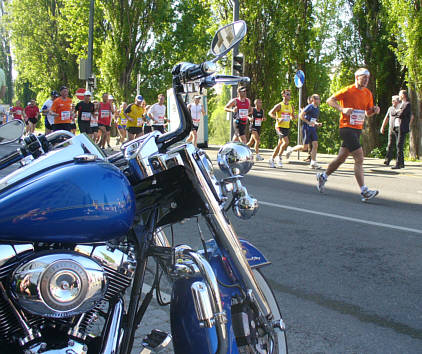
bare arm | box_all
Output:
[268,104,280,119]
[224,99,237,113]
[380,109,389,134]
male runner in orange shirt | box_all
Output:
[317,68,380,202]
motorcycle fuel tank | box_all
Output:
[0,160,135,242]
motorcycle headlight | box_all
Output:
[12,252,107,318]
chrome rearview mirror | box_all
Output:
[211,20,247,59]
[217,142,253,176]
[0,120,25,145]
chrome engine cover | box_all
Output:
[11,252,107,318]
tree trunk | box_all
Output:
[409,86,421,159]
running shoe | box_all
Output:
[277,157,283,168]
[285,146,293,159]
[316,172,327,193]
[310,162,322,169]
[268,158,275,168]
[360,189,379,202]
[256,154,264,161]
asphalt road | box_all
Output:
[1,138,421,353]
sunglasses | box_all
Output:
[284,93,291,96]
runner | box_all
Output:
[285,93,322,169]
[98,93,114,149]
[117,102,128,144]
[268,89,297,168]
[41,91,59,135]
[10,100,25,122]
[186,95,205,147]
[75,90,95,139]
[49,86,73,132]
[317,68,380,202]
[148,94,167,134]
[224,86,252,143]
[24,99,39,134]
[246,98,265,160]
[124,95,145,141]
[91,101,100,142]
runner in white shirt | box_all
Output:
[186,95,205,147]
[148,94,167,134]
[41,91,59,134]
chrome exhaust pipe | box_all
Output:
[100,298,124,354]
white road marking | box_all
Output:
[260,200,422,235]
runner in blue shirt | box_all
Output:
[286,94,323,169]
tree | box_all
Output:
[0,0,13,104]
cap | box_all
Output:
[84,90,92,96]
[135,95,143,102]
[108,95,114,100]
[354,68,370,77]
[51,90,59,97]
[59,86,68,92]
[238,86,247,92]
[194,95,201,99]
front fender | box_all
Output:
[238,238,271,269]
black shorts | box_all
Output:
[52,123,73,132]
[45,118,53,130]
[192,124,199,132]
[143,125,152,134]
[127,126,143,135]
[78,120,92,134]
[340,127,361,152]
[152,125,165,134]
[70,123,76,130]
[233,121,247,137]
[250,126,261,135]
[28,117,38,124]
[91,126,99,133]
[99,123,111,132]
[276,127,290,138]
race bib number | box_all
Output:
[238,109,248,121]
[81,112,91,121]
[281,113,290,122]
[101,110,110,118]
[255,118,262,126]
[16,110,22,116]
[61,111,70,120]
[90,116,98,127]
[349,109,365,126]
[121,117,127,125]
[157,116,165,125]
[137,117,143,126]
[310,118,317,125]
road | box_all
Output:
[0,138,421,353]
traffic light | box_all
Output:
[232,53,244,76]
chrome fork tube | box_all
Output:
[188,151,272,319]
[100,298,124,354]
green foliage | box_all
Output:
[208,85,230,144]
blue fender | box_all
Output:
[238,238,271,269]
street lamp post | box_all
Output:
[230,0,239,141]
[87,0,94,92]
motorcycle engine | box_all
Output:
[0,243,136,350]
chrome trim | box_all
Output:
[11,252,107,317]
[181,248,228,354]
[153,228,171,248]
[184,144,272,319]
[191,281,214,328]
[100,298,124,354]
[0,244,33,268]
[0,134,105,191]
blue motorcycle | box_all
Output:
[0,21,287,354]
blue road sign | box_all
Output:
[294,70,305,88]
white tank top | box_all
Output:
[190,103,202,124]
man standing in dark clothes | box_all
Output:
[75,91,95,139]
[391,90,414,169]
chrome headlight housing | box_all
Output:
[217,142,253,176]
[11,252,107,318]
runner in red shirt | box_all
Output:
[98,93,114,149]
[10,101,25,122]
[24,99,40,134]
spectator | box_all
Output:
[42,91,59,135]
[49,86,73,132]
[186,95,205,147]
[117,102,128,144]
[380,95,400,166]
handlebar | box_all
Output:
[0,149,23,170]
